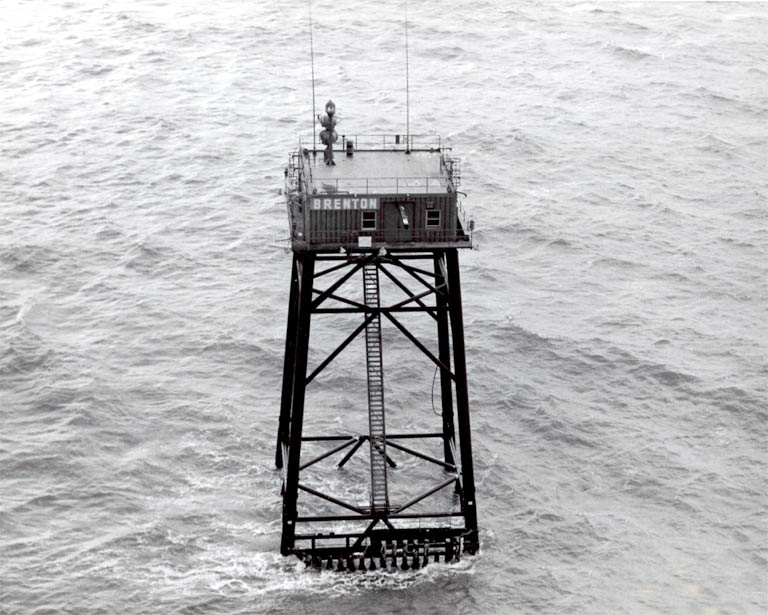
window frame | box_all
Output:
[361,210,377,230]
[426,209,441,228]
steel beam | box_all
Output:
[275,255,300,469]
[446,248,479,553]
[280,253,316,555]
[434,251,457,466]
[382,311,454,379]
[305,314,374,385]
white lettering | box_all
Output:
[310,196,380,211]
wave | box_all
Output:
[0,244,60,274]
[683,86,768,118]
[589,256,644,270]
[603,43,655,60]
[0,329,53,379]
[697,133,739,157]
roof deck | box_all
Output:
[285,134,472,252]
[306,150,450,195]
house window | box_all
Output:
[362,211,377,230]
[426,209,441,228]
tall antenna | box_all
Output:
[404,0,411,153]
[308,0,317,154]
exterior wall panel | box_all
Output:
[306,192,460,247]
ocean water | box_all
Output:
[1,1,766,613]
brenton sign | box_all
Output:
[311,197,378,211]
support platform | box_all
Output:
[275,248,478,570]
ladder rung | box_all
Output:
[363,262,389,512]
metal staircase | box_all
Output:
[363,262,389,513]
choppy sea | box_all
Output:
[1,1,766,613]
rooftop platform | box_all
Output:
[301,144,455,195]
[284,134,471,252]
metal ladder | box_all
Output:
[363,262,389,513]
[442,156,461,188]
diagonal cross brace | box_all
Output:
[382,312,455,380]
[311,259,366,309]
[379,264,438,321]
[306,314,376,385]
[298,483,366,514]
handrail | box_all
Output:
[298,133,449,153]
[307,175,449,195]
[292,227,473,249]
[291,138,458,195]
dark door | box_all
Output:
[383,199,415,244]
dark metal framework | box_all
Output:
[275,248,478,570]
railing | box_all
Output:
[293,227,472,248]
[344,134,444,152]
[457,200,474,244]
[441,156,461,188]
[291,139,460,196]
[309,175,450,195]
[298,134,447,153]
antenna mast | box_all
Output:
[404,0,411,153]
[308,0,317,154]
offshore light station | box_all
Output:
[275,101,478,571]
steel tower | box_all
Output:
[275,110,478,570]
